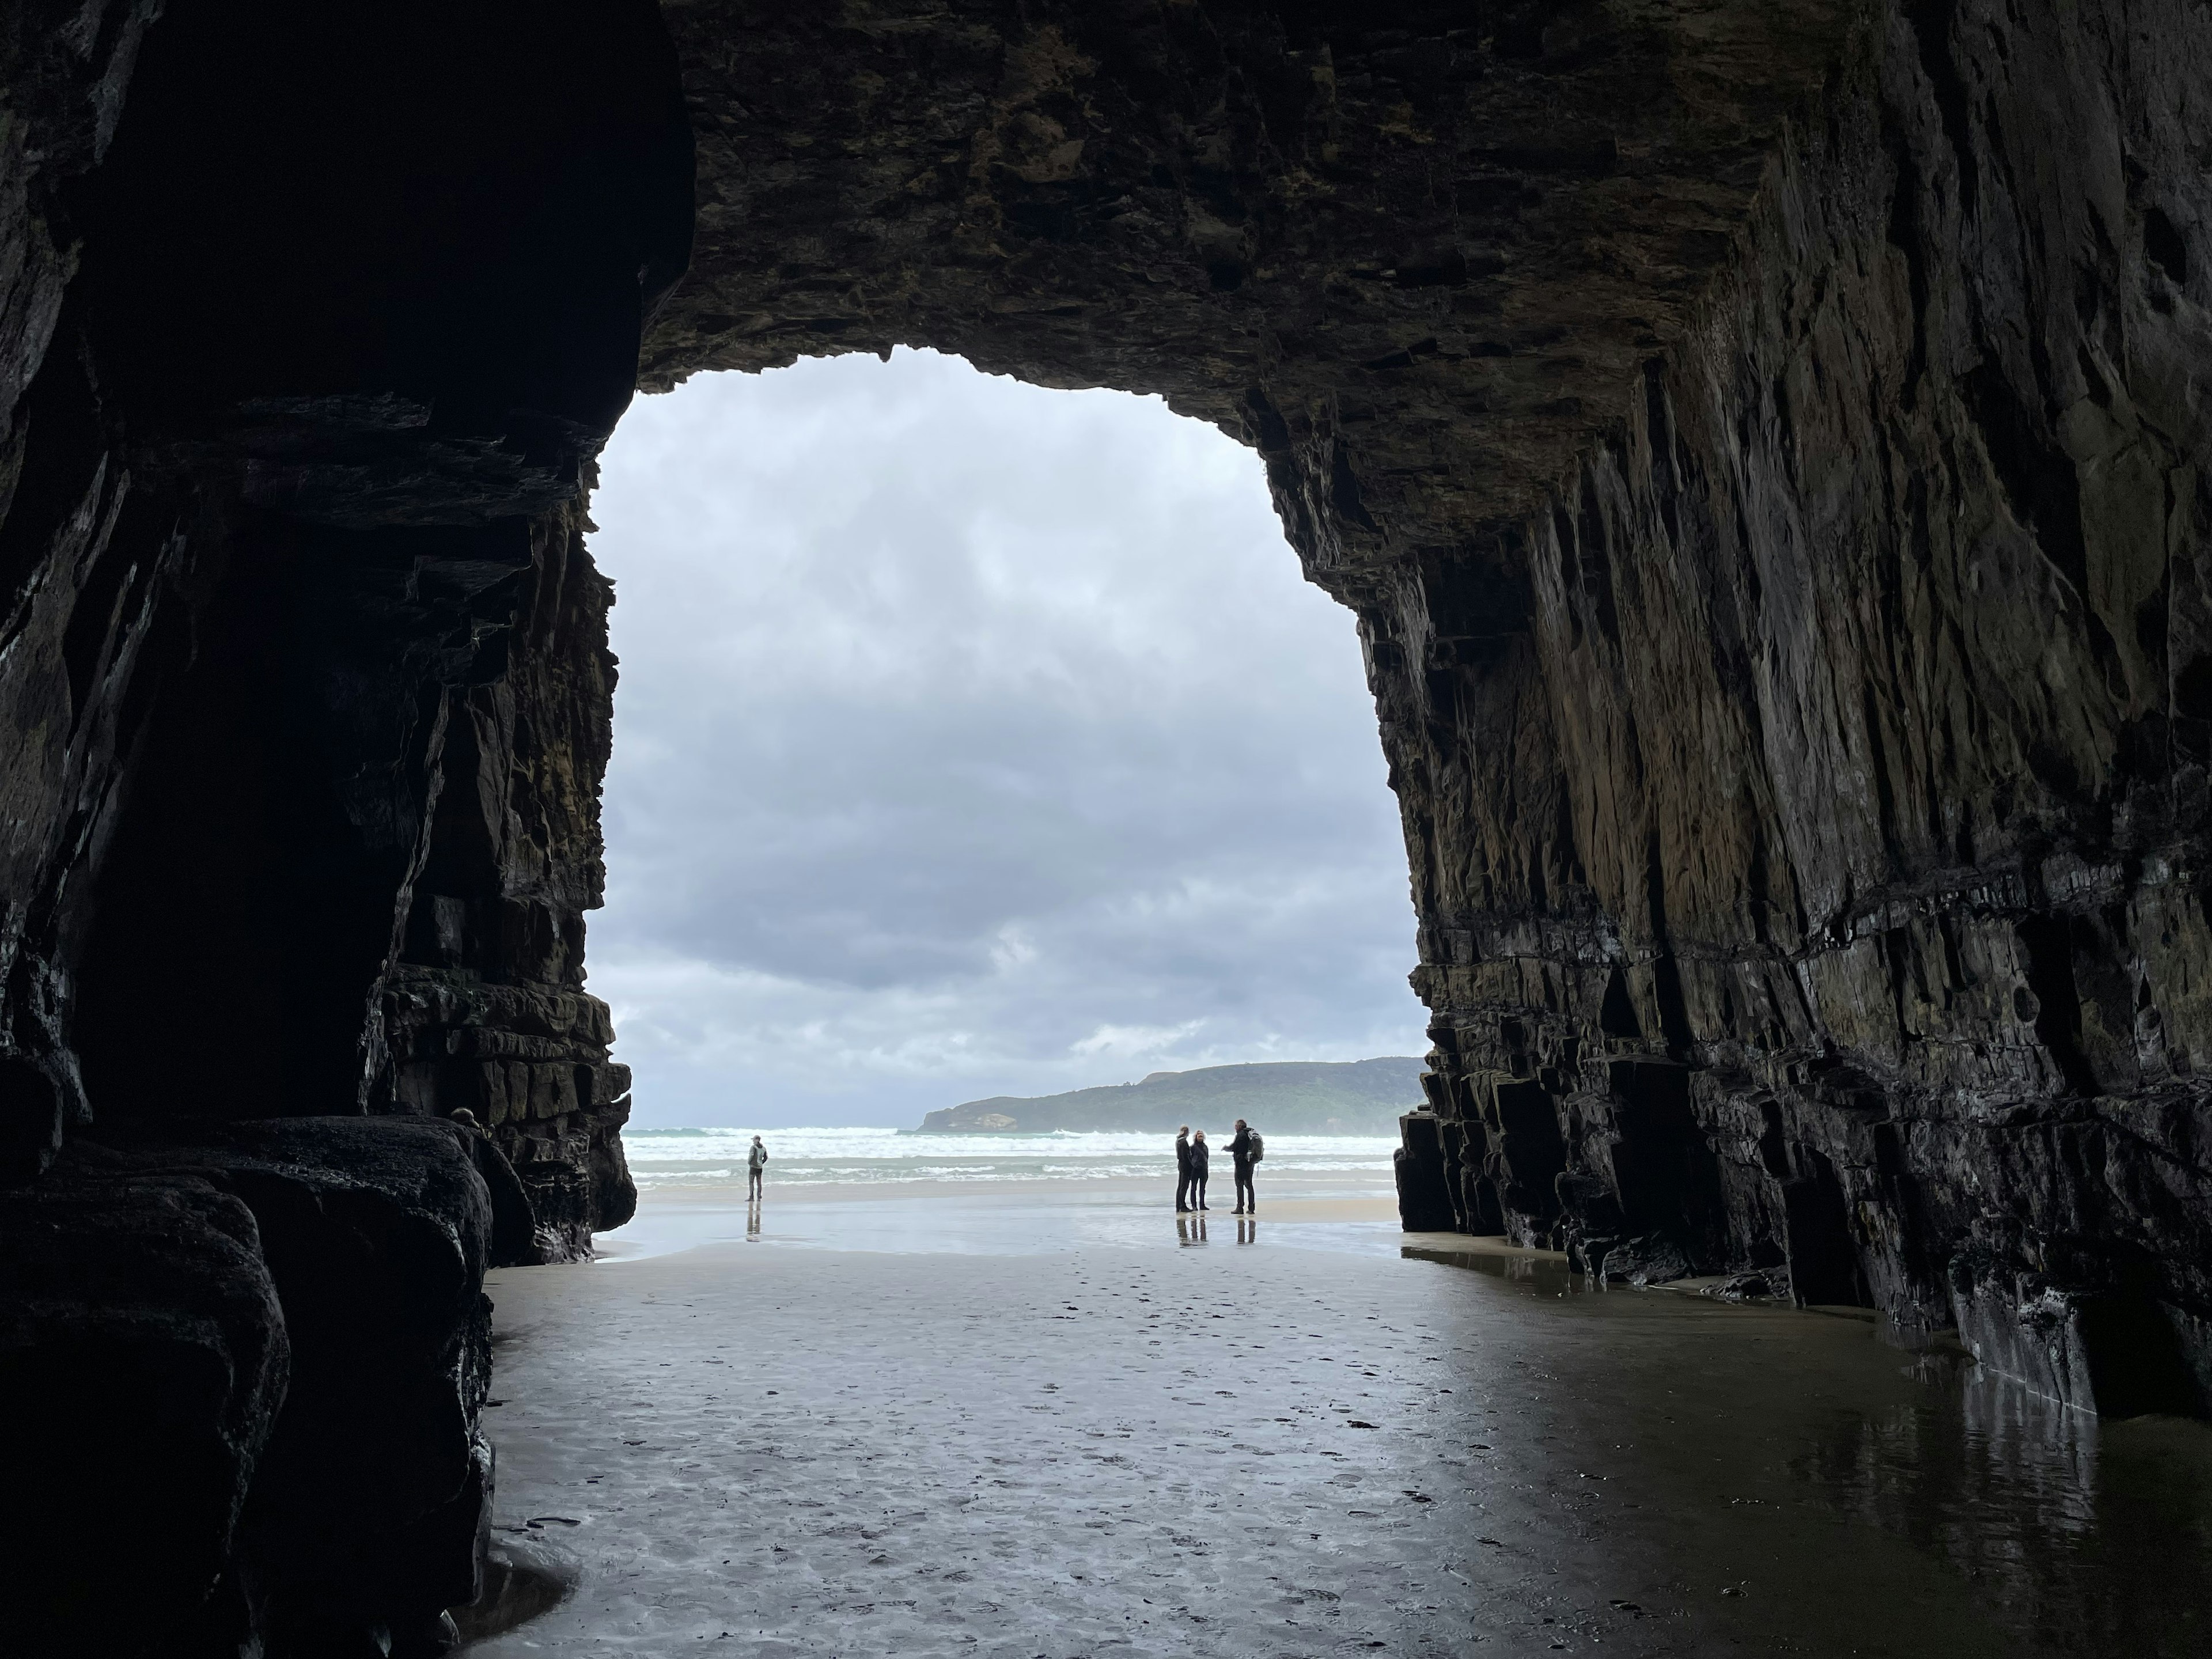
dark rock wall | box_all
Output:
[0,1,684,1649]
[647,0,1850,474]
[60,0,686,1260]
[2,0,677,1224]
[1,1145,287,1655]
[3,1118,507,1655]
[0,0,165,1185]
[377,495,640,1260]
[1397,0,2212,1415]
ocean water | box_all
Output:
[622,1126,1398,1190]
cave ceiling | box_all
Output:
[649,0,1854,596]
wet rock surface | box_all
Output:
[0,1150,287,1657]
[0,5,681,1639]
[1380,0,2212,1418]
[472,1235,2212,1656]
[0,0,681,1236]
[142,1119,503,1654]
[0,1118,501,1656]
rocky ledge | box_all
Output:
[1,1117,524,1655]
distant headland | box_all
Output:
[917,1058,1424,1134]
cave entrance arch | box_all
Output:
[35,0,2211,1411]
[54,0,1851,1267]
[47,0,1870,1279]
[577,347,1426,1143]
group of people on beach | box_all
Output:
[1174,1119,1261,1214]
[737,1125,1262,1214]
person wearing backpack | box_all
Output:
[1230,1119,1262,1214]
[747,1134,768,1201]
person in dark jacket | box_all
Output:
[1229,1118,1257,1214]
[1175,1126,1194,1213]
[1188,1128,1211,1210]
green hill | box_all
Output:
[918,1058,1424,1134]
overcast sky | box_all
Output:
[586,348,1426,1128]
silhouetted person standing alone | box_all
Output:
[1230,1119,1259,1214]
[1175,1126,1194,1213]
[1189,1128,1211,1210]
[748,1135,767,1201]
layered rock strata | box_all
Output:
[1388,1,2212,1421]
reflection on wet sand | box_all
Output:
[1407,1237,2212,1653]
[468,1191,2211,1656]
[1175,1214,1262,1246]
[595,1175,1397,1261]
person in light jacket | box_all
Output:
[748,1135,768,1201]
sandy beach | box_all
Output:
[467,1181,2212,1657]
[595,1176,1406,1263]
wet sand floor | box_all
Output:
[472,1189,2212,1656]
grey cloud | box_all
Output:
[586,349,1425,1125]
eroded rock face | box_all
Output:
[166,1119,505,1654]
[0,1152,287,1656]
[1,0,686,1257]
[0,1,684,1646]
[1,1119,503,1657]
[1385,0,2212,1421]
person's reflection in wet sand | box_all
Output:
[1237,1215,1256,1244]
[1177,1214,1208,1245]
[746,1202,762,1241]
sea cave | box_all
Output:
[3,1,2211,1652]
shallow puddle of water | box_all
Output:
[1408,1238,2212,1656]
